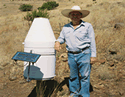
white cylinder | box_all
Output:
[23,18,56,80]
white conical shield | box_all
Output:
[23,18,56,80]
[24,17,56,47]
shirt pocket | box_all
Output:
[65,31,71,38]
[75,31,88,41]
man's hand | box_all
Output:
[90,57,97,64]
[54,41,61,52]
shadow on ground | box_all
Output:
[28,79,62,97]
[28,77,93,97]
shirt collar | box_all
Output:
[69,20,85,27]
[80,20,85,27]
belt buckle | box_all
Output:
[72,51,76,53]
[73,51,80,54]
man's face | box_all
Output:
[69,11,82,22]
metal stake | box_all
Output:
[27,50,32,82]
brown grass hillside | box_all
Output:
[0,0,125,97]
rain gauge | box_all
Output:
[12,50,41,82]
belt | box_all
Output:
[68,47,89,54]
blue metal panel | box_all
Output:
[12,51,41,63]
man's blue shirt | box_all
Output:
[56,20,96,57]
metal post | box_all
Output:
[27,50,32,82]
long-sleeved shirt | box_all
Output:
[56,20,96,57]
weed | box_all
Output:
[24,10,49,21]
[19,4,33,11]
[99,75,107,81]
[38,1,59,10]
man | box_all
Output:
[55,5,97,97]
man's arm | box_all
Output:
[54,41,61,52]
[88,24,97,64]
[90,57,97,64]
[54,28,65,51]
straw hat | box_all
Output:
[61,5,90,18]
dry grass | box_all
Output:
[97,64,116,80]
[0,15,29,64]
[89,1,125,59]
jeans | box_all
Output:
[68,48,91,97]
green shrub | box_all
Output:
[38,1,59,10]
[24,10,49,21]
[19,4,33,11]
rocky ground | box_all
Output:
[0,49,125,97]
[0,0,125,97]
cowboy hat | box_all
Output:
[61,5,90,18]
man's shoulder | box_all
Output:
[82,21,92,26]
[63,23,71,27]
[61,23,71,31]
